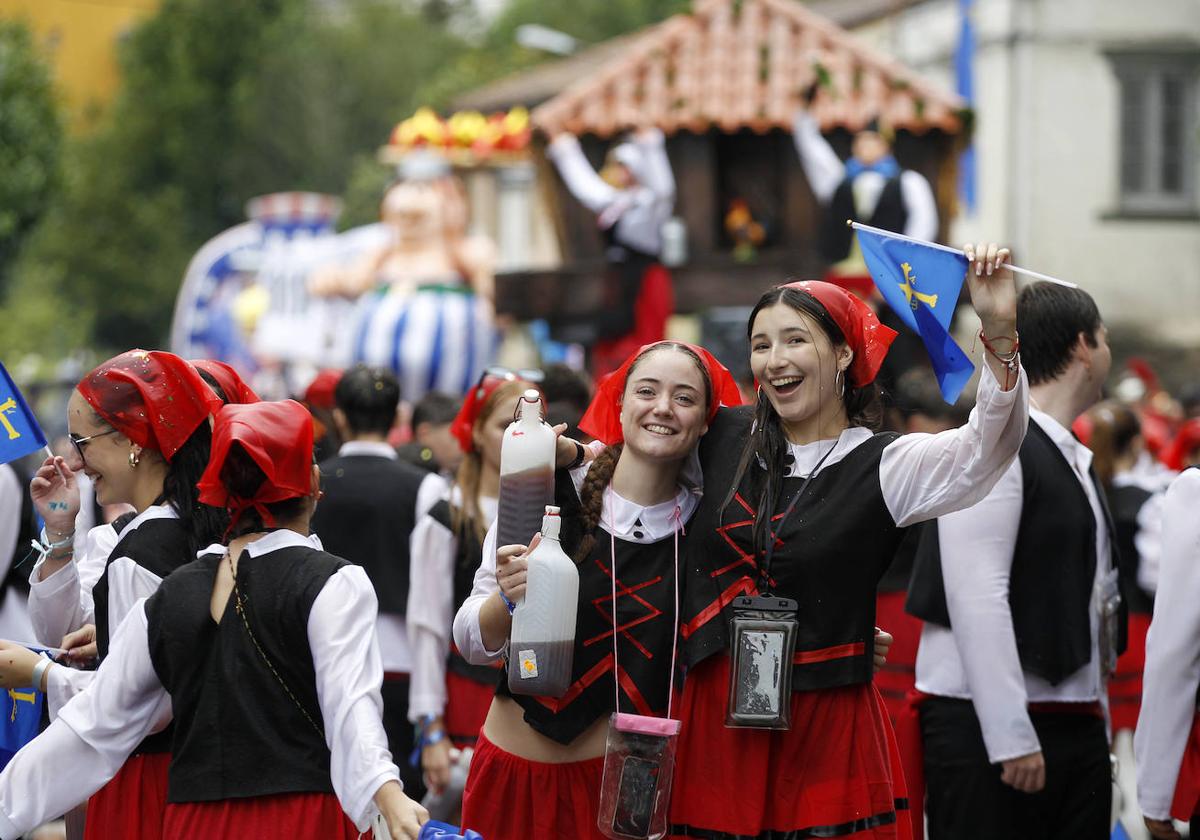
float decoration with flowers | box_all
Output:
[379,106,533,168]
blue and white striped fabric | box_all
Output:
[352,284,496,402]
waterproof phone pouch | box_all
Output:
[1097,567,1122,677]
[725,595,798,729]
[597,712,681,840]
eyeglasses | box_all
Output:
[69,429,119,463]
[472,366,544,399]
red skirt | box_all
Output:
[1109,611,1151,732]
[669,655,912,839]
[162,791,361,840]
[444,667,498,748]
[873,592,922,726]
[460,731,607,840]
[84,752,171,840]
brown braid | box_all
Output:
[573,443,623,563]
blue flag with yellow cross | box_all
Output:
[0,362,47,466]
[857,228,976,403]
[1,668,45,769]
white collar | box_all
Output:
[338,441,397,460]
[1030,409,1091,465]
[116,503,178,541]
[783,427,874,479]
[244,529,323,558]
[600,484,696,543]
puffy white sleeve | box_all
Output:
[900,169,939,242]
[309,565,401,832]
[547,133,618,214]
[791,111,844,204]
[0,601,169,839]
[452,520,507,665]
[27,522,117,647]
[406,509,456,722]
[44,662,95,719]
[880,363,1028,527]
[1136,469,1200,821]
[635,128,676,202]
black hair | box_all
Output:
[541,363,593,440]
[219,442,308,540]
[411,390,460,429]
[195,368,228,404]
[893,367,971,427]
[721,285,884,558]
[334,364,400,437]
[163,422,230,558]
[1016,282,1102,386]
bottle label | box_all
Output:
[518,649,539,679]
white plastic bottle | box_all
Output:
[496,389,556,550]
[509,506,579,697]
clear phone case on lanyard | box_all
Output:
[597,713,681,839]
[725,595,798,730]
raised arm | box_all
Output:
[791,110,845,204]
[633,128,676,202]
[546,133,619,214]
[27,522,116,647]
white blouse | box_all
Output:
[0,530,401,836]
[1135,468,1200,821]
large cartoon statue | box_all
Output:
[545,128,676,378]
[792,84,938,292]
[309,153,496,401]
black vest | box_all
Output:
[907,421,1125,685]
[312,454,425,614]
[146,543,346,803]
[427,499,503,687]
[1109,483,1155,616]
[818,174,908,264]
[497,469,682,745]
[682,407,906,690]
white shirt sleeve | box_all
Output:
[634,129,676,202]
[415,473,448,520]
[880,363,1028,527]
[791,111,845,204]
[900,169,939,242]
[452,519,507,665]
[310,565,401,832]
[0,600,169,839]
[44,662,95,719]
[406,510,456,722]
[937,461,1042,762]
[1135,490,1165,595]
[1136,469,1200,821]
[547,133,619,214]
[27,522,117,647]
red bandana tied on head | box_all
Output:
[77,350,222,462]
[579,341,744,446]
[783,280,897,387]
[303,369,343,411]
[191,359,260,405]
[450,373,539,453]
[197,400,315,531]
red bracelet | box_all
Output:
[979,330,1020,390]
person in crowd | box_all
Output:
[310,364,446,800]
[452,341,742,839]
[546,128,676,378]
[670,244,1025,840]
[540,363,593,441]
[407,373,533,800]
[1135,466,1200,840]
[0,400,429,839]
[396,390,463,476]
[1163,418,1200,472]
[303,368,344,464]
[0,350,224,840]
[909,282,1117,839]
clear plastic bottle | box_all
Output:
[508,506,579,697]
[496,388,556,551]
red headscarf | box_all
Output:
[197,400,315,531]
[450,374,538,453]
[191,359,260,405]
[77,350,221,462]
[1164,418,1200,471]
[783,280,897,387]
[579,341,743,446]
[303,369,343,410]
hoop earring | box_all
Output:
[835,368,846,399]
[128,450,140,469]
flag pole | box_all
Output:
[847,220,1078,289]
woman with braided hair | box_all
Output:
[451,341,742,839]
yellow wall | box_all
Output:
[0,0,159,131]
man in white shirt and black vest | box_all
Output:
[908,282,1123,839]
[310,365,447,800]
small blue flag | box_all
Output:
[419,820,483,840]
[0,362,47,467]
[1111,820,1131,840]
[857,228,975,403]
[1,679,44,770]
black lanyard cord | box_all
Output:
[759,441,838,593]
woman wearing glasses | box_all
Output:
[0,349,224,840]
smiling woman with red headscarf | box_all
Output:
[0,349,224,840]
[0,400,429,840]
[668,245,1028,840]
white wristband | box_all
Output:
[31,656,54,691]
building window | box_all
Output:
[1109,51,1199,215]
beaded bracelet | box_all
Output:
[979,329,1021,391]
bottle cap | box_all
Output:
[545,505,560,517]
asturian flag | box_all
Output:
[0,362,47,466]
[0,650,49,770]
[857,228,976,403]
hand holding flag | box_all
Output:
[0,641,54,771]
